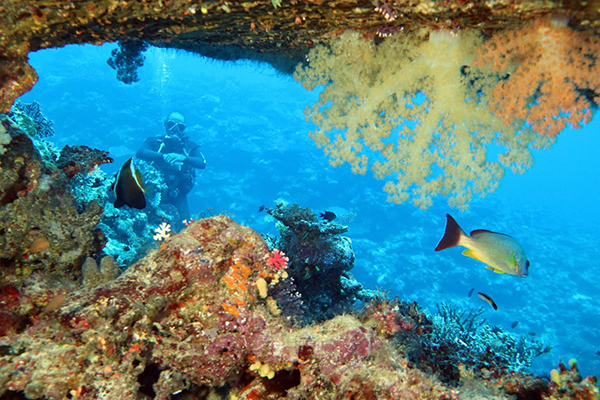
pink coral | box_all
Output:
[475,17,600,137]
[266,248,289,270]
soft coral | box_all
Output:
[475,17,600,137]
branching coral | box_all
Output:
[427,303,549,379]
[295,30,551,209]
[7,101,54,138]
[4,102,60,162]
[475,17,600,137]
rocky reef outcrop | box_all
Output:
[0,118,107,274]
[2,0,600,112]
[0,117,107,334]
[1,214,597,399]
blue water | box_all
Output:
[20,43,600,377]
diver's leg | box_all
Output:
[175,195,190,221]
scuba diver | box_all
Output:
[136,112,206,219]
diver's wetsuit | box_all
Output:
[136,134,206,218]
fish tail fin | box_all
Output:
[435,214,466,251]
[114,198,125,208]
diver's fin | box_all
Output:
[435,214,466,251]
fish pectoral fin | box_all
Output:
[485,266,506,274]
[462,249,483,262]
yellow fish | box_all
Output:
[435,214,529,277]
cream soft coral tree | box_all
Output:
[295,30,552,209]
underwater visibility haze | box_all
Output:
[0,4,599,399]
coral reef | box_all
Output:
[0,118,106,281]
[1,215,596,399]
[56,145,113,180]
[0,1,598,215]
[97,160,177,267]
[2,101,165,270]
[547,359,600,399]
[0,126,11,155]
[361,298,550,386]
[424,303,548,383]
[0,117,107,340]
[81,256,119,287]
[295,30,554,210]
[0,216,438,399]
[65,156,177,268]
[265,200,374,324]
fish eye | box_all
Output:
[526,260,530,267]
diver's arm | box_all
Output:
[136,139,164,162]
[184,146,206,169]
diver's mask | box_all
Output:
[166,120,186,134]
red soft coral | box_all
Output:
[266,249,289,270]
[475,17,600,137]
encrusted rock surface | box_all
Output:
[0,118,105,275]
[1,213,597,399]
[2,0,600,111]
[0,215,452,399]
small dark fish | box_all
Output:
[258,205,265,212]
[511,321,519,329]
[114,158,146,210]
[528,332,536,336]
[595,351,600,356]
[477,292,498,310]
[320,211,336,222]
[468,288,474,297]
